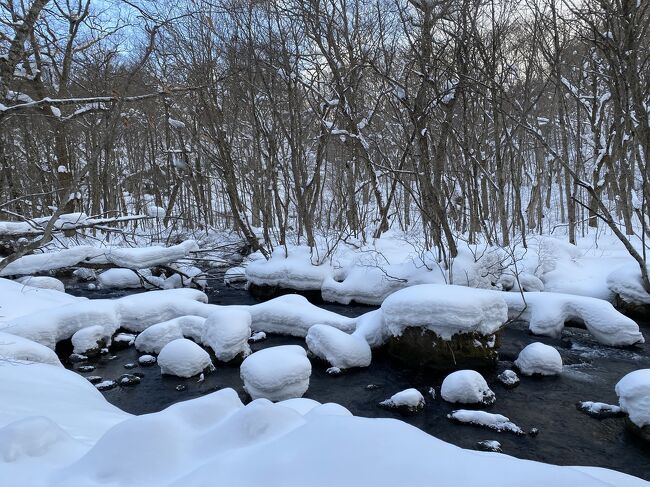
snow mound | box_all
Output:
[241,345,311,401]
[0,416,77,463]
[97,269,147,289]
[246,246,330,291]
[244,294,355,337]
[138,354,156,366]
[381,284,508,340]
[1,363,648,486]
[448,410,524,434]
[615,369,650,428]
[379,388,425,412]
[0,331,62,366]
[515,342,563,376]
[71,325,110,354]
[158,339,213,378]
[15,276,65,292]
[306,324,371,369]
[134,318,184,354]
[501,291,643,346]
[352,309,388,348]
[202,309,251,362]
[607,264,650,305]
[441,370,496,405]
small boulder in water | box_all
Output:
[497,369,520,389]
[69,353,88,363]
[441,370,495,406]
[576,401,624,419]
[326,367,342,376]
[138,354,157,366]
[95,380,116,391]
[379,388,425,414]
[76,365,95,373]
[86,376,103,384]
[249,331,267,343]
[123,363,137,369]
[515,343,562,376]
[476,440,502,453]
[117,374,141,386]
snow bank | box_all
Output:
[615,369,650,428]
[240,345,312,401]
[247,246,331,290]
[448,410,524,434]
[1,363,648,487]
[202,309,251,362]
[15,276,65,292]
[158,338,213,378]
[0,331,62,366]
[3,288,209,348]
[501,291,643,346]
[0,278,81,326]
[0,240,199,276]
[441,370,496,405]
[381,284,508,340]
[306,324,371,369]
[515,343,563,376]
[243,294,355,337]
[607,264,650,305]
[71,325,110,354]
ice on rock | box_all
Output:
[15,276,65,292]
[381,284,508,340]
[448,410,524,434]
[240,345,312,401]
[379,388,425,413]
[306,324,371,369]
[0,331,62,366]
[615,369,650,428]
[158,338,214,378]
[202,308,251,362]
[71,325,110,355]
[515,342,563,376]
[441,370,496,405]
[501,291,643,346]
[134,318,184,354]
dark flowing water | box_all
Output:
[63,283,650,481]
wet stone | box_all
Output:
[476,440,502,453]
[497,369,520,389]
[77,365,95,373]
[95,380,117,391]
[176,385,187,392]
[117,374,141,386]
[69,353,88,363]
[123,363,137,369]
[86,376,103,384]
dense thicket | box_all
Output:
[1,0,649,269]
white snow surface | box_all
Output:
[97,268,147,289]
[240,345,312,401]
[381,284,508,340]
[448,410,524,434]
[607,264,650,305]
[15,276,65,292]
[615,369,650,428]
[0,331,62,366]
[515,342,563,376]
[441,370,496,405]
[1,363,648,486]
[202,309,251,362]
[501,291,643,346]
[134,319,184,354]
[306,324,371,369]
[380,388,425,409]
[157,338,213,378]
[71,325,109,354]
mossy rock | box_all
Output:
[384,327,500,371]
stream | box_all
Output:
[62,282,650,480]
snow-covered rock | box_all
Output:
[501,291,644,346]
[0,331,62,366]
[224,266,247,285]
[246,246,330,291]
[134,318,184,354]
[352,309,388,349]
[497,369,520,388]
[607,264,650,305]
[138,354,156,366]
[381,284,508,340]
[15,276,65,292]
[98,268,146,289]
[202,309,251,362]
[158,338,213,378]
[306,324,371,369]
[576,401,624,419]
[379,388,425,413]
[448,410,524,434]
[441,370,496,405]
[73,268,96,281]
[240,345,311,401]
[615,369,650,428]
[71,325,110,355]
[515,342,563,376]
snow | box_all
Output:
[577,401,622,416]
[448,410,524,434]
[202,309,251,362]
[138,354,156,365]
[441,370,496,405]
[501,291,644,346]
[134,318,184,354]
[15,276,65,292]
[515,342,563,376]
[306,324,371,369]
[352,309,388,348]
[240,345,312,401]
[379,388,425,411]
[97,268,147,289]
[381,284,508,340]
[0,363,647,486]
[243,294,355,337]
[2,288,209,348]
[615,369,650,428]
[224,266,247,285]
[157,338,214,378]
[607,264,650,305]
[71,325,109,354]
[246,246,331,291]
[497,369,520,388]
[0,331,62,366]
